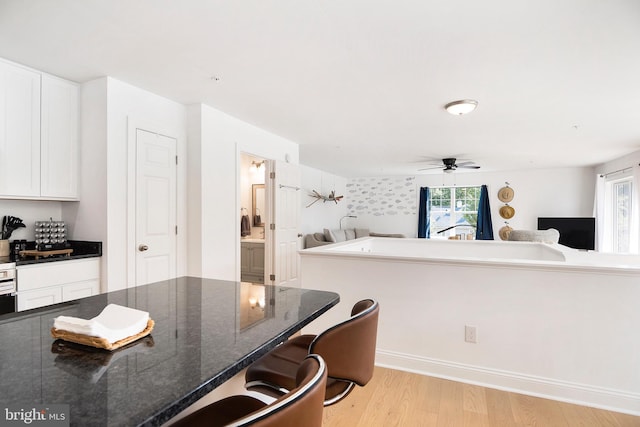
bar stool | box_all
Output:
[245,299,379,406]
[171,354,327,427]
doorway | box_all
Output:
[240,153,266,283]
[133,128,177,286]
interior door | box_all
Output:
[269,160,301,287]
[135,129,177,286]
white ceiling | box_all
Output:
[1,0,639,177]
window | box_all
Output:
[609,178,632,253]
[430,186,481,237]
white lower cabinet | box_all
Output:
[17,258,100,311]
[62,280,99,301]
[17,286,62,311]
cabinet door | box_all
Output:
[17,287,62,311]
[250,244,265,277]
[62,279,99,302]
[18,258,100,291]
[0,60,41,197]
[41,75,79,199]
[240,244,252,281]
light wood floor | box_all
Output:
[322,367,640,427]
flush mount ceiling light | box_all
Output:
[445,99,478,115]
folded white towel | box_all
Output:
[53,304,150,344]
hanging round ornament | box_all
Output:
[499,225,513,241]
[497,186,514,203]
[499,205,515,219]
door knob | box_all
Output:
[297,233,303,237]
[138,244,149,252]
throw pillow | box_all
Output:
[354,228,370,239]
[324,228,346,243]
[344,229,356,240]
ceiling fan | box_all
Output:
[418,157,481,173]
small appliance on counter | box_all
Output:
[35,219,70,252]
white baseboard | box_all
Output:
[375,349,640,416]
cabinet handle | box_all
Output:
[138,244,149,252]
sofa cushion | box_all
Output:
[313,232,327,242]
[355,228,370,238]
[344,229,356,240]
[324,228,347,243]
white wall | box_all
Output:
[345,167,596,238]
[300,165,348,235]
[300,248,640,415]
[595,149,640,176]
[73,77,187,291]
[187,104,299,280]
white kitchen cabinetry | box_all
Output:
[0,60,41,197]
[17,258,100,311]
[0,58,79,200]
[41,74,79,199]
[18,286,63,312]
[241,241,265,283]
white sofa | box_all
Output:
[304,228,405,249]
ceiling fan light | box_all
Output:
[445,99,478,115]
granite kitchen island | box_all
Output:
[0,277,340,426]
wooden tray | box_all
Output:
[20,249,73,259]
[51,319,155,351]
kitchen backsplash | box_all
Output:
[0,200,64,241]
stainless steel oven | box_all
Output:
[0,262,16,315]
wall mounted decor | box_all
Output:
[497,185,514,203]
[306,190,343,208]
[498,223,513,240]
[346,177,416,217]
[497,182,515,222]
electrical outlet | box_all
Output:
[465,325,478,343]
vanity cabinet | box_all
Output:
[0,58,79,200]
[17,258,100,311]
[241,241,265,283]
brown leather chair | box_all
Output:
[171,354,327,427]
[245,299,379,406]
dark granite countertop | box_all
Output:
[13,240,102,266]
[0,277,340,426]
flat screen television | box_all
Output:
[537,217,595,250]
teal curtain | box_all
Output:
[418,187,430,238]
[475,185,494,240]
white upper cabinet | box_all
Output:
[0,60,41,197]
[41,75,79,199]
[0,58,79,200]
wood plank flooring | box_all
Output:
[322,367,640,427]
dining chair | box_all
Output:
[171,354,327,427]
[245,299,379,406]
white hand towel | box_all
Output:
[53,304,150,344]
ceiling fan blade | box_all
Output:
[417,165,445,171]
[455,161,475,167]
[458,165,481,169]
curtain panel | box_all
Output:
[418,187,430,238]
[475,184,494,240]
